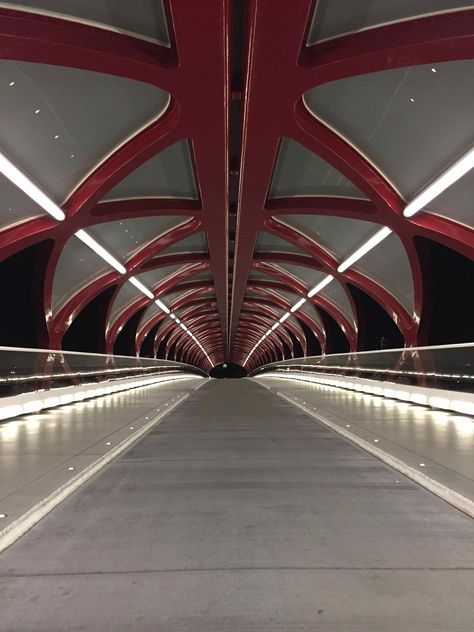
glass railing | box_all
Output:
[249,343,474,393]
[0,346,207,398]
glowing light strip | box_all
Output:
[404,146,474,217]
[155,298,170,314]
[0,149,215,369]
[259,371,474,417]
[75,230,126,274]
[337,227,392,273]
[128,276,154,299]
[0,374,194,423]
[290,298,306,312]
[307,274,334,298]
[0,151,65,221]
[163,308,213,366]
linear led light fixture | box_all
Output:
[279,312,290,323]
[307,274,334,298]
[128,276,154,299]
[179,323,187,331]
[290,298,306,312]
[0,151,65,221]
[155,298,170,314]
[404,146,474,217]
[337,227,392,273]
[271,322,279,331]
[75,229,126,274]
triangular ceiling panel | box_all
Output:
[0,60,169,202]
[104,140,198,200]
[305,60,474,198]
[269,138,367,199]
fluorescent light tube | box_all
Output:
[155,299,170,314]
[290,298,306,312]
[404,146,474,217]
[338,228,391,273]
[128,276,153,298]
[75,229,126,274]
[308,274,334,298]
[0,151,65,221]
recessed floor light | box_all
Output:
[67,466,74,471]
[106,442,111,446]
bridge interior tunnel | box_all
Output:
[0,0,471,372]
[0,2,473,630]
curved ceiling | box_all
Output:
[0,1,472,373]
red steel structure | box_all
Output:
[0,1,472,373]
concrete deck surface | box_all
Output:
[0,379,473,630]
[0,377,201,529]
[258,375,474,502]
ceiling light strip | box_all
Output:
[307,274,334,298]
[290,298,306,312]
[0,151,216,367]
[75,229,126,274]
[0,151,65,221]
[337,227,392,273]
[404,146,474,218]
[128,276,154,299]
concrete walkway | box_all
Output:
[1,379,473,630]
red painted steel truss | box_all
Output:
[0,2,473,373]
[231,1,474,370]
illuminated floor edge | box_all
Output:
[255,376,474,510]
[0,372,203,423]
[0,380,473,631]
[254,371,474,416]
[0,377,202,550]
